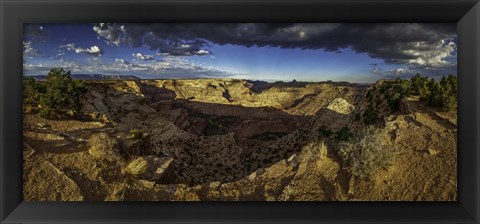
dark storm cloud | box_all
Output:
[93,23,456,69]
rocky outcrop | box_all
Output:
[138,156,178,183]
[326,98,355,115]
[399,98,414,114]
[24,156,84,201]
[23,78,457,201]
[123,133,153,156]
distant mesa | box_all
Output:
[27,74,141,81]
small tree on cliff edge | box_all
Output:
[39,68,87,118]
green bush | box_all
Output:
[363,106,378,125]
[318,125,333,137]
[23,77,46,104]
[386,92,402,112]
[366,88,374,100]
[409,73,430,95]
[33,68,87,118]
[335,126,354,142]
[375,80,408,113]
[364,74,457,117]
[413,74,457,111]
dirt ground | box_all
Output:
[23,81,457,201]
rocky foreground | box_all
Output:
[23,79,457,201]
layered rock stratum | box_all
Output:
[23,79,457,201]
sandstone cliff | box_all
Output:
[23,79,457,201]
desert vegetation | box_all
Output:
[125,157,149,176]
[87,132,122,163]
[362,74,457,125]
[337,127,397,179]
[24,68,87,119]
[22,68,457,201]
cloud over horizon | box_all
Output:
[132,53,154,61]
[23,23,457,81]
[24,55,246,79]
[23,41,41,57]
[93,23,456,70]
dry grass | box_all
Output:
[319,142,328,160]
[105,183,127,201]
[125,157,148,176]
[338,127,396,179]
[88,132,122,162]
[129,129,144,140]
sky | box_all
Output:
[23,23,457,83]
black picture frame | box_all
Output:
[1,0,479,223]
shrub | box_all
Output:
[386,92,402,112]
[410,74,457,111]
[337,127,396,179]
[319,141,328,160]
[106,183,126,201]
[366,88,374,100]
[335,127,354,142]
[37,68,87,118]
[88,132,122,162]
[437,75,457,111]
[354,113,361,121]
[23,77,46,104]
[409,73,429,95]
[375,81,408,113]
[318,125,332,137]
[442,95,457,111]
[125,157,149,176]
[363,74,457,122]
[363,106,378,125]
[204,123,222,136]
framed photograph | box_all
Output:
[1,0,479,223]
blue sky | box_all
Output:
[23,23,457,82]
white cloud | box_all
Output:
[60,43,103,56]
[23,54,244,79]
[93,23,124,46]
[194,49,210,55]
[132,53,154,60]
[76,46,102,55]
[404,39,456,68]
[60,43,76,51]
[23,41,40,57]
[370,67,382,75]
[115,58,129,64]
[393,68,406,75]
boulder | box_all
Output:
[399,98,413,114]
[287,153,299,168]
[325,98,355,115]
[139,156,178,184]
[35,122,50,129]
[428,148,440,156]
[123,133,152,156]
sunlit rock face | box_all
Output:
[23,79,456,201]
